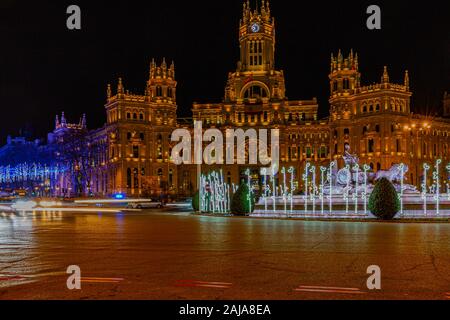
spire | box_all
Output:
[61,112,67,127]
[81,114,87,129]
[404,70,409,89]
[382,66,389,83]
[55,115,60,129]
[149,58,156,79]
[170,60,175,79]
[338,49,343,62]
[107,83,111,99]
[117,77,124,94]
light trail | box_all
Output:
[74,199,154,204]
[174,280,232,289]
[294,285,365,295]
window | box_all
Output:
[139,132,145,141]
[376,104,380,111]
[343,78,349,90]
[320,146,327,158]
[127,132,132,140]
[368,139,374,153]
[133,145,139,158]
[377,163,381,171]
[375,125,380,133]
[249,41,263,66]
[363,105,367,113]
[396,139,401,153]
[344,128,350,135]
[126,112,131,119]
[133,168,139,188]
[133,113,137,120]
[306,147,312,159]
[169,169,173,187]
[127,168,132,188]
[156,86,162,96]
[243,85,268,100]
[139,113,144,120]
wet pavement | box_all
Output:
[0,208,450,300]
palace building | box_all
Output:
[1,0,449,198]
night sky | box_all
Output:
[0,0,449,143]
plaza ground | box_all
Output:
[0,206,449,300]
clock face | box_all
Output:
[251,23,260,33]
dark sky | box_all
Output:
[1,0,449,143]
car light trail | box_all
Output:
[174,280,232,289]
[81,277,124,283]
[294,285,365,295]
[74,199,154,204]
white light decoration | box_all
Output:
[446,163,450,201]
[303,163,310,213]
[422,163,430,216]
[271,165,276,213]
[262,167,268,212]
[399,163,405,217]
[433,159,442,215]
[280,167,287,214]
[328,161,335,214]
[288,166,295,214]
[320,166,327,214]
[245,168,252,214]
[309,165,317,214]
[343,164,351,214]
[352,164,359,214]
[362,164,370,215]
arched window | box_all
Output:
[139,113,144,120]
[368,139,374,153]
[344,128,350,135]
[133,113,137,120]
[375,104,380,111]
[343,78,349,90]
[156,86,162,96]
[362,105,367,113]
[375,125,380,133]
[369,105,374,112]
[243,85,269,100]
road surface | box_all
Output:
[0,208,449,299]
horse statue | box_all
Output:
[374,164,408,183]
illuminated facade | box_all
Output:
[1,0,449,197]
[88,59,180,197]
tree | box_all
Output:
[192,190,200,211]
[231,183,255,215]
[54,128,102,197]
[368,177,400,220]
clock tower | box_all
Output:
[239,0,275,72]
[224,0,286,104]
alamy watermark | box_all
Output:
[171,121,280,173]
